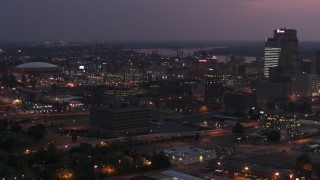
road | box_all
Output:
[55,128,228,150]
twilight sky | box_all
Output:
[0,0,319,41]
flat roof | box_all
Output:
[16,62,58,69]
[161,146,213,157]
[91,106,149,112]
[160,170,203,180]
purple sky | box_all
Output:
[0,0,319,41]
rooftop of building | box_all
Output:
[216,158,293,175]
[160,146,214,158]
[91,105,150,112]
[15,62,58,69]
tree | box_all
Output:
[29,78,38,89]
[234,111,243,118]
[71,133,78,143]
[2,137,17,151]
[194,133,200,141]
[151,151,170,169]
[27,124,46,139]
[312,163,320,179]
[51,83,58,95]
[1,74,18,88]
[296,153,312,171]
[267,102,275,110]
[0,165,14,179]
[46,143,63,163]
[119,155,134,171]
[140,82,150,90]
[0,119,9,131]
[267,130,281,143]
[232,122,244,135]
[60,122,64,128]
[10,122,22,134]
[78,143,94,153]
[15,159,29,175]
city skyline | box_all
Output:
[1,1,320,179]
[0,0,319,41]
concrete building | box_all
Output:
[224,93,257,113]
[19,88,42,103]
[103,89,148,105]
[90,106,151,136]
[259,113,299,140]
[192,82,205,101]
[161,146,217,165]
[308,75,320,96]
[311,51,320,75]
[291,74,309,97]
[264,38,281,78]
[264,28,300,78]
[255,81,292,100]
[210,159,295,180]
[10,62,61,82]
[238,64,259,77]
[273,29,299,73]
[204,80,224,102]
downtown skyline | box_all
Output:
[1,1,320,178]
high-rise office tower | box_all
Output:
[311,51,320,75]
[264,28,300,78]
[264,38,281,77]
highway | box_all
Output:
[56,128,228,150]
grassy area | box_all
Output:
[0,114,92,154]
[1,130,50,154]
[243,151,296,169]
[210,134,234,144]
[45,114,90,128]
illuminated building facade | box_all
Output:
[192,82,205,101]
[308,75,320,96]
[311,51,320,75]
[264,28,300,78]
[10,62,61,82]
[291,74,309,97]
[161,146,216,165]
[273,29,299,73]
[264,38,281,78]
[259,113,299,139]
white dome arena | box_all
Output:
[10,62,61,82]
[15,62,58,69]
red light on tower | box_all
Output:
[199,59,207,63]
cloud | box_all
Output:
[0,0,319,41]
[242,0,319,13]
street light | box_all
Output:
[144,160,152,166]
[94,165,98,177]
[243,166,249,178]
[25,149,30,154]
[289,174,294,179]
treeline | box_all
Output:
[0,141,170,179]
